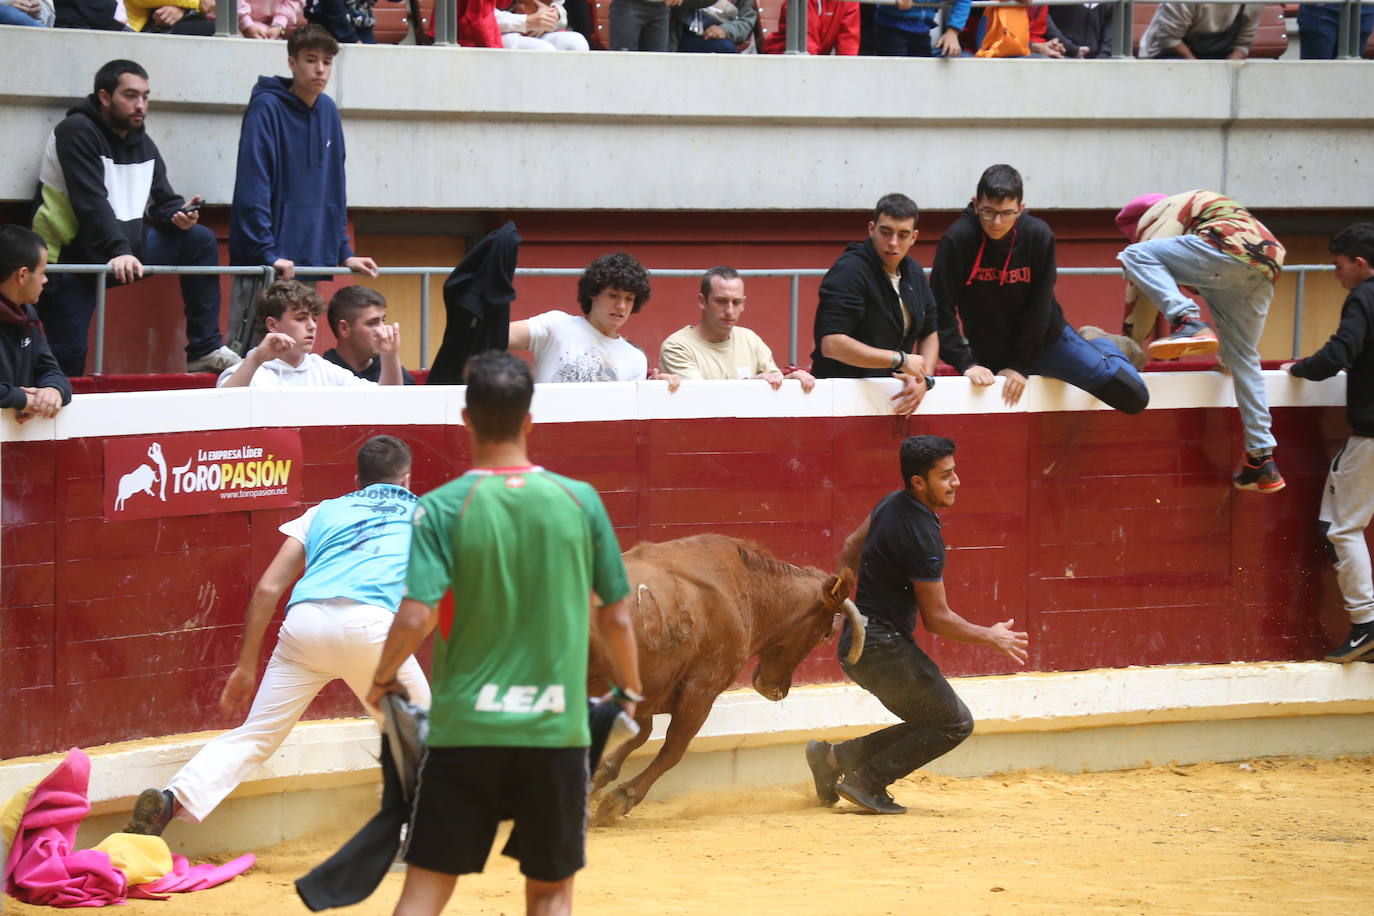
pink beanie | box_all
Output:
[1115,194,1166,242]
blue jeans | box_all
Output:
[677,29,739,53]
[1032,324,1150,415]
[1119,234,1276,453]
[833,620,973,790]
[39,223,225,376]
[0,5,44,24]
[1297,4,1374,58]
[873,23,934,56]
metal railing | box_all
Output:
[203,1,1373,59]
[47,261,1335,375]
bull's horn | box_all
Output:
[841,598,865,665]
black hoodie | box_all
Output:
[810,239,937,379]
[1290,277,1374,438]
[32,95,185,265]
[0,298,73,411]
[933,204,1066,377]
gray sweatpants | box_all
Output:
[1320,436,1374,625]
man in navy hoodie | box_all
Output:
[32,60,239,378]
[933,164,1148,413]
[227,24,379,354]
[1284,223,1374,664]
[0,225,70,423]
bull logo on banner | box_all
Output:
[114,442,169,512]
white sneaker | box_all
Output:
[187,345,243,373]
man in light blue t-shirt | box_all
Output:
[122,435,431,836]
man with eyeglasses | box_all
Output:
[932,164,1149,414]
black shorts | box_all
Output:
[404,745,588,882]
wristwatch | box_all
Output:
[924,374,936,389]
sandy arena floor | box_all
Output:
[6,756,1371,915]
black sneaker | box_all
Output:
[835,777,907,815]
[1146,317,1220,360]
[805,740,841,806]
[123,788,176,836]
[1232,453,1285,494]
[1325,621,1374,663]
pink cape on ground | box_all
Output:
[4,748,256,907]
[3,749,126,907]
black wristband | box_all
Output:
[925,374,936,389]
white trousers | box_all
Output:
[502,30,590,50]
[1320,436,1374,625]
[167,599,431,823]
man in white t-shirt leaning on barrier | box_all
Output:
[659,266,815,391]
[508,251,680,390]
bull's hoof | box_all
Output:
[590,787,634,827]
[590,764,616,794]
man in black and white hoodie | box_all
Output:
[32,59,239,377]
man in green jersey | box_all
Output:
[368,351,643,916]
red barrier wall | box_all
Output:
[0,402,1354,759]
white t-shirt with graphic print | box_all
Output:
[526,310,648,384]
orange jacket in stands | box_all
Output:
[762,0,860,55]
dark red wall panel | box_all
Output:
[2,405,1364,757]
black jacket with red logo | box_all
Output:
[932,204,1066,377]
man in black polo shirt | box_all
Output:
[804,435,1029,814]
[810,193,939,415]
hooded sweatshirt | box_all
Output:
[1289,277,1374,439]
[32,96,186,265]
[229,76,354,268]
[810,238,937,379]
[932,204,1065,377]
[0,297,72,411]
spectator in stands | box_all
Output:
[509,251,680,387]
[1282,223,1374,662]
[969,1,1073,58]
[610,0,670,50]
[1297,2,1374,58]
[0,226,70,424]
[660,266,816,390]
[323,285,417,383]
[762,0,858,54]
[32,59,240,378]
[933,164,1148,414]
[1116,190,1285,492]
[219,280,403,387]
[496,0,590,49]
[810,193,937,416]
[229,25,379,355]
[670,0,756,52]
[0,0,53,26]
[306,0,378,42]
[123,0,216,34]
[1137,2,1262,60]
[239,0,302,38]
[872,0,966,57]
[53,0,127,29]
[1047,1,1113,58]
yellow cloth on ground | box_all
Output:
[1,780,38,849]
[93,833,175,886]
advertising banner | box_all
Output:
[104,429,303,520]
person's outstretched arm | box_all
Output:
[219,537,307,717]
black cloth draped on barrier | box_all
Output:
[427,221,521,385]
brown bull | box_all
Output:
[587,534,863,826]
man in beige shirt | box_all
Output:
[659,267,816,391]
